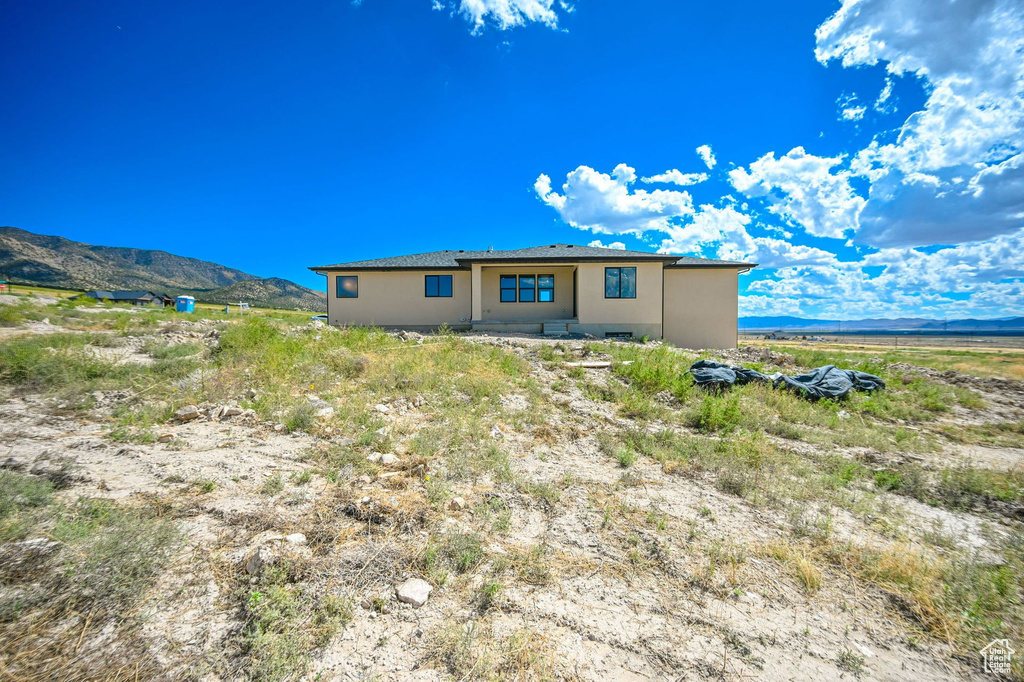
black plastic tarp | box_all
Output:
[688,360,884,400]
[773,365,885,399]
[688,360,769,388]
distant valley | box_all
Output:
[740,315,1024,332]
[0,226,326,311]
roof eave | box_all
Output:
[454,255,682,264]
[308,265,469,271]
[665,262,759,269]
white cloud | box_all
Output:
[862,228,1024,289]
[534,164,694,235]
[836,93,866,121]
[840,105,866,122]
[874,77,895,114]
[728,147,866,239]
[695,145,716,169]
[443,0,561,33]
[857,153,1024,246]
[640,169,708,186]
[817,0,1024,246]
[656,204,838,268]
[738,229,1024,318]
[587,240,626,250]
[657,205,755,260]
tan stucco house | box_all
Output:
[310,244,756,349]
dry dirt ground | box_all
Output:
[1,317,1022,681]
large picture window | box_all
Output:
[425,275,453,297]
[605,267,636,299]
[336,276,358,298]
[498,273,555,302]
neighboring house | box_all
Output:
[80,290,172,307]
[310,244,756,349]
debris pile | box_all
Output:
[689,360,885,399]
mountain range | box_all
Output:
[0,227,326,311]
[739,315,1024,332]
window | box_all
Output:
[499,273,555,302]
[538,275,554,302]
[336,275,358,298]
[500,275,517,302]
[518,275,535,302]
[605,267,636,299]
[425,275,452,297]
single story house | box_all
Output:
[309,244,756,349]
[80,290,174,307]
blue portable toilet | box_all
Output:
[175,295,195,313]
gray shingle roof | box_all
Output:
[664,255,756,268]
[85,290,161,300]
[309,250,473,270]
[310,244,756,270]
[460,244,678,262]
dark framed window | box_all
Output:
[499,273,556,302]
[336,275,358,298]
[425,275,453,297]
[500,275,517,302]
[518,275,536,302]
[605,267,636,299]
[537,275,554,302]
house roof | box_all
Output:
[85,290,161,300]
[664,255,756,268]
[310,244,756,271]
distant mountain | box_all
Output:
[0,226,326,311]
[740,315,1024,332]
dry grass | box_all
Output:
[751,338,1024,380]
[759,530,1022,670]
[426,620,576,681]
[0,478,180,681]
[760,540,822,594]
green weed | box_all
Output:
[260,474,284,496]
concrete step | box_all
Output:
[542,322,569,336]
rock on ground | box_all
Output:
[396,578,432,607]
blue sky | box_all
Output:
[2,0,1022,319]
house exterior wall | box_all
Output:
[318,261,741,346]
[662,268,738,349]
[326,270,471,329]
[479,266,576,320]
[572,262,664,339]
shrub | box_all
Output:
[873,469,903,491]
[0,304,25,327]
[688,392,742,433]
[615,447,638,468]
[283,402,316,433]
[260,474,284,496]
[0,472,54,541]
[244,564,353,681]
[53,498,179,608]
[424,531,485,575]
